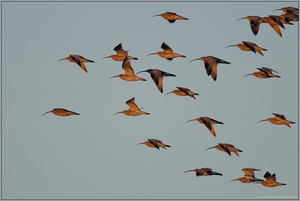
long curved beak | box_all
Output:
[110,75,118,79]
[136,142,144,146]
[42,111,51,116]
[225,45,236,48]
[136,70,147,75]
[57,58,66,62]
[147,52,157,56]
[205,146,214,151]
[113,111,122,115]
[152,14,160,17]
[189,58,200,63]
[244,73,252,77]
[183,170,193,173]
[229,178,239,182]
[186,119,196,123]
[272,9,281,12]
[257,119,267,123]
[236,17,246,21]
[165,91,173,96]
[102,56,110,60]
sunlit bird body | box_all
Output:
[237,15,263,35]
[189,56,231,81]
[261,15,285,37]
[258,113,295,128]
[42,108,79,117]
[137,69,176,93]
[244,67,280,78]
[186,116,224,137]
[114,97,150,116]
[230,168,264,183]
[165,86,199,99]
[58,54,94,73]
[147,42,186,60]
[152,11,188,23]
[183,168,223,177]
[110,58,146,81]
[137,138,171,150]
[257,171,287,187]
[102,43,138,61]
[205,143,243,156]
[280,13,299,24]
[273,6,298,14]
[226,41,267,56]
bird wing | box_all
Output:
[177,87,190,96]
[242,168,256,177]
[250,18,262,35]
[122,58,135,76]
[210,63,218,81]
[161,42,174,53]
[242,41,256,53]
[148,139,160,149]
[272,113,286,120]
[126,97,139,111]
[218,143,231,155]
[149,71,163,93]
[261,67,279,74]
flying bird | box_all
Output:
[186,116,224,137]
[165,86,199,99]
[273,6,298,14]
[258,113,295,128]
[279,13,298,24]
[189,56,231,81]
[244,67,281,78]
[137,139,171,150]
[205,143,243,156]
[102,43,138,61]
[110,58,146,81]
[137,69,176,93]
[152,11,189,23]
[147,42,186,60]
[226,41,267,56]
[58,54,94,73]
[257,171,287,187]
[237,15,263,35]
[114,97,150,116]
[230,168,264,183]
[42,108,79,117]
[183,168,223,177]
[261,15,285,37]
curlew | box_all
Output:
[114,97,150,116]
[137,69,176,93]
[261,15,285,37]
[189,56,231,81]
[110,57,146,81]
[257,171,287,187]
[230,168,264,183]
[152,11,188,23]
[102,43,138,61]
[186,116,224,137]
[280,13,298,24]
[273,7,298,14]
[42,108,79,117]
[147,42,186,60]
[165,86,199,99]
[205,143,243,156]
[237,15,263,35]
[258,113,295,128]
[137,139,171,150]
[58,54,94,73]
[244,67,280,78]
[183,168,223,177]
[226,41,267,56]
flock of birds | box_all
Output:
[42,6,298,189]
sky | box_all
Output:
[1,1,299,200]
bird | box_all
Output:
[261,15,285,37]
[244,67,281,78]
[58,54,94,73]
[183,168,223,177]
[152,11,188,23]
[230,168,264,183]
[137,139,171,150]
[102,43,138,61]
[226,41,267,56]
[273,6,298,14]
[189,56,231,81]
[186,116,224,137]
[42,108,80,117]
[257,171,287,187]
[136,69,176,93]
[114,97,150,116]
[147,42,186,60]
[205,143,243,156]
[165,86,199,99]
[279,13,298,24]
[258,113,295,128]
[237,15,263,35]
[110,57,146,81]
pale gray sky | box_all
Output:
[1,1,298,199]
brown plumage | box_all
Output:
[244,67,280,78]
[58,54,94,73]
[226,41,267,56]
[258,113,295,128]
[42,108,79,117]
[230,168,264,183]
[205,143,243,156]
[189,56,231,81]
[114,97,150,116]
[258,171,287,187]
[186,116,224,137]
[110,58,146,81]
[273,7,298,14]
[152,11,188,23]
[102,43,138,61]
[147,42,186,60]
[165,87,199,99]
[237,15,263,35]
[183,168,223,177]
[261,15,285,37]
[137,139,171,150]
